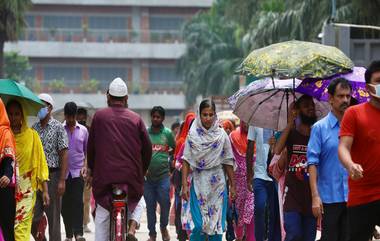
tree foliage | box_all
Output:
[0,0,31,77]
[179,0,380,105]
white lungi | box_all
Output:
[95,198,146,241]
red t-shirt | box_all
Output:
[340,103,380,207]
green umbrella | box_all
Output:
[0,79,44,115]
[239,40,354,79]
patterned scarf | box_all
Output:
[184,114,233,170]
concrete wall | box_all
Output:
[4,41,186,59]
[322,23,380,67]
[49,93,186,110]
[50,93,186,125]
[32,0,213,7]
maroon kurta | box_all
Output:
[87,106,152,211]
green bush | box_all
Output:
[49,79,65,93]
[79,79,100,93]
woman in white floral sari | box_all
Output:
[181,99,236,241]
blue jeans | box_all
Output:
[284,212,316,241]
[144,176,171,237]
[253,178,281,241]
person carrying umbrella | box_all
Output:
[0,98,17,241]
[275,95,318,241]
[306,78,352,241]
[6,99,50,241]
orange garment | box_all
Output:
[173,112,196,163]
[230,127,248,156]
[0,98,16,163]
[340,103,380,207]
[230,127,255,157]
[221,120,235,133]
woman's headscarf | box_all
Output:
[183,111,234,170]
[0,98,16,163]
[230,127,248,157]
[174,112,196,159]
[7,99,49,191]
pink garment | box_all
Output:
[235,218,255,241]
[0,226,4,241]
[175,144,185,170]
[268,154,286,241]
[232,145,254,227]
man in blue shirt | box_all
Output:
[307,78,352,241]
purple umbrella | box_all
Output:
[296,67,370,103]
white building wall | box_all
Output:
[4,41,186,59]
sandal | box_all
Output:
[161,228,170,241]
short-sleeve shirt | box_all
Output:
[340,103,380,207]
[33,118,69,168]
[64,122,89,178]
[147,126,175,181]
[307,112,348,204]
[247,126,272,181]
[284,129,312,215]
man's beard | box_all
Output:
[300,112,317,126]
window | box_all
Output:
[43,66,82,87]
[25,15,35,28]
[43,15,82,29]
[149,16,185,31]
[149,66,180,83]
[88,16,127,30]
[89,66,128,90]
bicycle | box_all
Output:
[110,186,128,241]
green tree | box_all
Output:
[179,0,380,105]
[178,0,244,105]
[0,0,31,77]
[3,51,38,90]
[4,51,30,80]
[246,0,380,49]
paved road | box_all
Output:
[42,209,177,241]
[41,210,380,241]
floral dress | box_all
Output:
[181,118,234,236]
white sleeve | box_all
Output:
[247,126,256,141]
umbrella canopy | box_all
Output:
[0,79,44,115]
[229,77,302,109]
[296,67,370,103]
[239,40,354,79]
[229,78,329,130]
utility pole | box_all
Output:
[331,0,336,22]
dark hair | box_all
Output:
[199,99,216,113]
[151,106,165,118]
[64,102,77,116]
[365,60,380,84]
[171,122,180,131]
[6,99,23,113]
[77,107,88,117]
[327,78,352,96]
[295,95,313,109]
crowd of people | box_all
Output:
[1,61,380,241]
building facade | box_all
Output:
[5,0,212,124]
